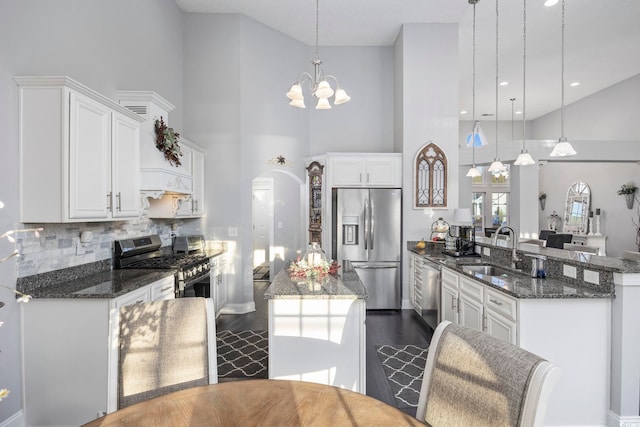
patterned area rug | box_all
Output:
[216,330,268,379]
[376,344,429,410]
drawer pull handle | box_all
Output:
[135,299,144,304]
[489,298,503,306]
[161,286,173,292]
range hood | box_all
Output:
[115,91,192,199]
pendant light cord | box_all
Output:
[511,97,516,141]
[522,0,527,148]
[494,0,500,159]
[560,0,565,139]
[314,0,320,60]
[471,0,477,164]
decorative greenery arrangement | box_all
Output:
[538,193,547,200]
[617,182,638,195]
[288,256,330,280]
[154,117,183,167]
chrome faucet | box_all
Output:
[492,225,521,269]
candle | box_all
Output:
[596,208,601,215]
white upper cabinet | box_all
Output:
[328,153,402,187]
[15,76,144,223]
[191,147,206,216]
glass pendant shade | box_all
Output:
[488,159,505,174]
[549,137,577,156]
[333,88,351,105]
[466,166,481,178]
[315,97,331,110]
[514,150,535,165]
[289,98,306,109]
[286,84,303,101]
[314,80,334,99]
[466,121,488,147]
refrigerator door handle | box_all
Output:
[369,196,375,250]
[363,197,369,250]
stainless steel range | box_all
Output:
[114,234,210,297]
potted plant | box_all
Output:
[617,182,638,209]
[538,192,547,211]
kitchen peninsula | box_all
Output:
[265,268,367,393]
[408,239,639,426]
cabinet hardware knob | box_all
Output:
[489,298,503,306]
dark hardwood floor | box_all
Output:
[215,280,434,415]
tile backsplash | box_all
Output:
[16,218,186,277]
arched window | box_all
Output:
[415,142,447,208]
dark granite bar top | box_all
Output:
[16,259,176,299]
[407,243,613,300]
[265,268,367,300]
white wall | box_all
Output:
[0,0,184,421]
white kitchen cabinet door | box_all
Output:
[69,91,112,219]
[149,276,176,301]
[458,292,484,332]
[365,157,400,186]
[111,112,141,218]
[441,281,458,324]
[191,148,206,216]
[485,308,517,344]
[331,157,365,186]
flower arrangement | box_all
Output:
[288,256,330,280]
[154,116,183,167]
[617,182,638,195]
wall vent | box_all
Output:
[126,105,148,116]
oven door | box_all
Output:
[180,271,211,298]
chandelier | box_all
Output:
[285,0,351,109]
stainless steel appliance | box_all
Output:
[444,225,476,257]
[332,188,401,309]
[114,234,210,298]
[413,255,442,330]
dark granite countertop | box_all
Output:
[16,260,176,299]
[407,244,613,300]
[265,268,367,300]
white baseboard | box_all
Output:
[609,410,640,427]
[0,410,24,427]
[401,299,413,310]
[218,301,255,315]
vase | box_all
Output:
[539,198,546,211]
[625,193,635,209]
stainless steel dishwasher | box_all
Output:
[413,256,442,330]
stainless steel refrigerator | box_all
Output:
[332,188,402,309]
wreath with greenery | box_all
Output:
[154,117,182,167]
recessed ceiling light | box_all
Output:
[544,0,559,6]
[460,110,468,115]
[570,82,580,87]
[515,111,522,115]
[499,81,509,86]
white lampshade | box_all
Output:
[315,97,331,110]
[514,150,535,165]
[314,80,334,99]
[333,88,351,105]
[466,166,481,178]
[286,84,303,101]
[289,98,306,109]
[453,208,473,225]
[550,138,577,157]
[488,159,505,174]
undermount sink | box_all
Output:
[461,264,511,277]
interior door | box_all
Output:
[252,179,273,269]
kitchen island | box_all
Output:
[408,241,618,426]
[265,268,367,393]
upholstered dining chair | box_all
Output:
[115,298,218,410]
[416,321,560,427]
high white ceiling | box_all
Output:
[174,0,640,120]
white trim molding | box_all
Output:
[609,410,640,427]
[0,410,24,427]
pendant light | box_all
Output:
[466,0,482,179]
[549,0,577,156]
[488,0,505,175]
[514,0,535,166]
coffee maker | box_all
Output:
[445,225,476,256]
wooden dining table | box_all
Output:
[82,379,425,426]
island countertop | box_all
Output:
[264,268,367,300]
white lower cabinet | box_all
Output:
[440,268,459,324]
[440,266,611,426]
[21,276,174,426]
[212,257,227,315]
